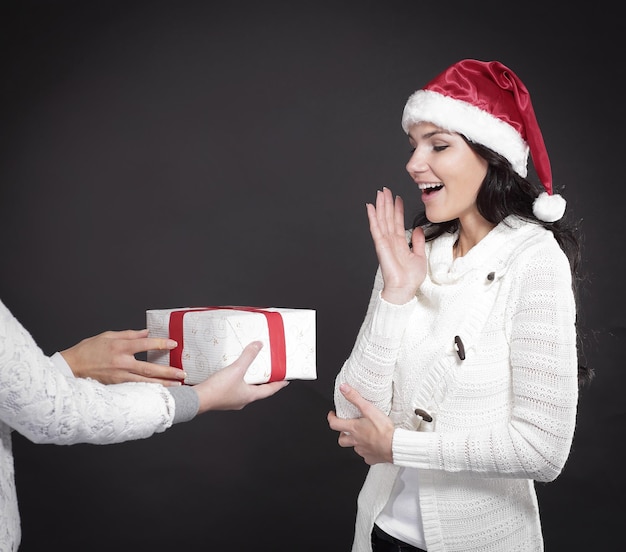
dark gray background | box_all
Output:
[0,1,622,550]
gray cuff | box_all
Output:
[167,386,200,424]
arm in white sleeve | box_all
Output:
[50,341,198,424]
[0,299,177,445]
[334,267,417,420]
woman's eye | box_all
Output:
[408,147,416,154]
[433,145,449,152]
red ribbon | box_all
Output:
[168,306,287,382]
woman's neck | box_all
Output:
[454,215,496,259]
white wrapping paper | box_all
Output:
[146,306,316,384]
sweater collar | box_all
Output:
[427,216,536,284]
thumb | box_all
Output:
[339,383,368,413]
[234,341,263,373]
[411,226,425,254]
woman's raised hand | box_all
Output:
[366,187,426,304]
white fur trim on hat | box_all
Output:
[532,191,566,222]
[401,90,530,177]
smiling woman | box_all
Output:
[0,0,619,548]
[327,59,592,552]
[405,123,489,252]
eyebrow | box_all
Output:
[408,129,453,143]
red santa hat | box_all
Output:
[401,59,566,222]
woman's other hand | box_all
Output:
[327,383,394,465]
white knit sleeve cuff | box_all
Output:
[370,291,417,338]
[392,427,438,469]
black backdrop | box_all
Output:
[0,1,623,550]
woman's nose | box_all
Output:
[406,149,427,175]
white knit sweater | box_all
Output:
[0,299,176,551]
[334,216,579,552]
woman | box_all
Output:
[327,59,591,552]
[0,299,289,550]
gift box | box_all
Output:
[146,306,316,384]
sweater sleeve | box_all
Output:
[392,245,579,482]
[334,267,417,419]
[48,335,199,424]
[0,299,176,445]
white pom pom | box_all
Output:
[533,191,566,222]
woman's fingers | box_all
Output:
[368,188,404,241]
[382,187,396,233]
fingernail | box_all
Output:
[340,383,351,393]
[167,339,178,348]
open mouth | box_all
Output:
[419,183,444,195]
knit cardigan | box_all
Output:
[0,299,177,551]
[334,216,579,552]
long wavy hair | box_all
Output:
[411,138,594,387]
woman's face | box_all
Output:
[406,122,488,225]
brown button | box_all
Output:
[454,335,465,360]
[414,408,433,422]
